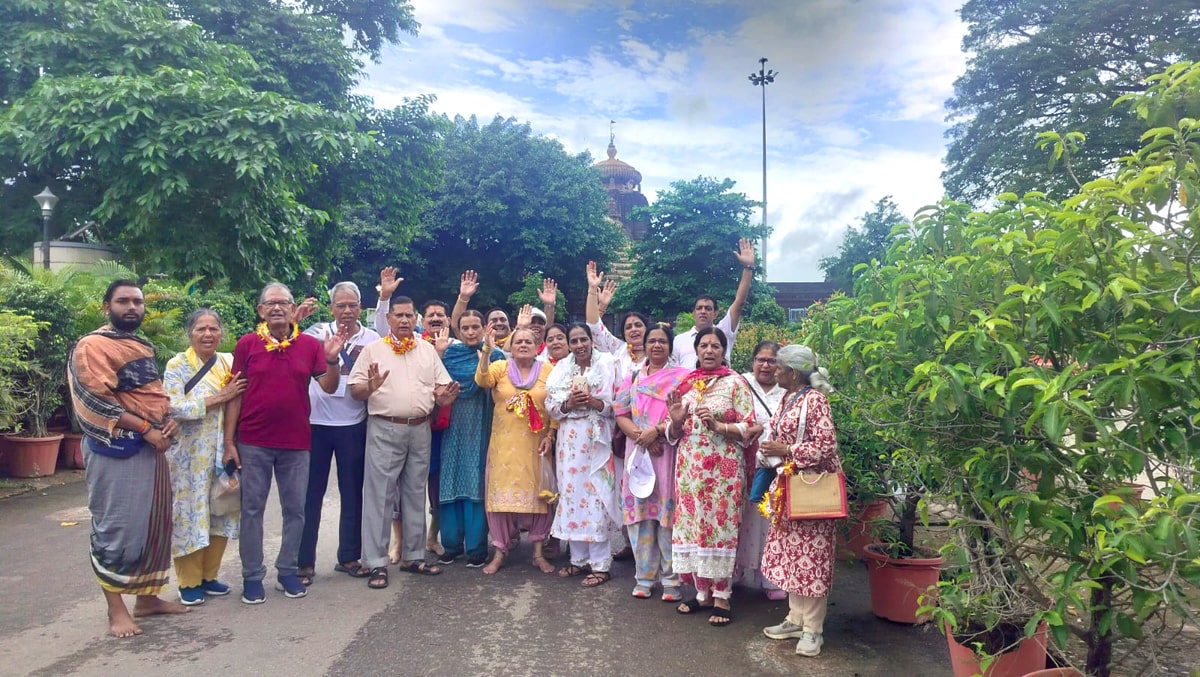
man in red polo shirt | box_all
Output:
[223,282,349,605]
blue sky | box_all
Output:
[357,0,966,282]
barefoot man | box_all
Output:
[67,279,190,637]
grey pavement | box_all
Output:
[0,474,951,676]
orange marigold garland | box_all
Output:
[757,461,797,526]
[384,334,417,355]
[257,323,299,352]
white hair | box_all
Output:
[258,282,294,304]
[328,281,361,302]
[777,344,834,394]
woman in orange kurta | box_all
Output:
[476,327,556,574]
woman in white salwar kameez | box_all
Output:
[546,323,620,587]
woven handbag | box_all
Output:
[783,471,849,520]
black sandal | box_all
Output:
[334,561,371,578]
[557,564,591,578]
[367,567,389,589]
[297,568,314,586]
[581,571,611,587]
[399,561,442,576]
[676,597,713,615]
[708,606,733,627]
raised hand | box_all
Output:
[597,279,618,315]
[482,327,496,353]
[433,326,450,354]
[585,260,604,289]
[366,362,390,394]
[379,266,403,300]
[295,297,319,322]
[735,237,756,268]
[539,278,558,306]
[459,270,479,299]
[323,323,351,363]
[667,390,687,426]
[516,303,533,328]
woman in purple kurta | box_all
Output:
[614,325,689,601]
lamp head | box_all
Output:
[34,187,58,213]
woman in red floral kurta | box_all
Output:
[760,344,840,657]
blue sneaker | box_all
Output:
[179,586,207,606]
[275,574,308,598]
[200,579,231,596]
[241,579,266,605]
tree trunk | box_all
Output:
[1085,574,1114,677]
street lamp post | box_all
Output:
[33,187,58,271]
[748,57,776,278]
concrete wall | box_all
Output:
[29,242,117,272]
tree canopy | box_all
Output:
[614,176,779,322]
[943,0,1200,204]
[0,0,425,288]
[818,196,908,294]
[394,115,624,311]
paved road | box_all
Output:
[0,475,951,676]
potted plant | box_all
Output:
[827,390,894,560]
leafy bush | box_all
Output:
[0,311,44,433]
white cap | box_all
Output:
[626,445,656,499]
[529,308,547,323]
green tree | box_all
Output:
[397,115,624,311]
[943,0,1200,204]
[818,196,907,293]
[615,176,773,320]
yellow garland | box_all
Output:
[257,323,299,352]
[758,461,798,526]
[384,334,417,355]
[626,343,641,362]
[692,377,710,400]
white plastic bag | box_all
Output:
[210,468,241,516]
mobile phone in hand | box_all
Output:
[224,459,239,476]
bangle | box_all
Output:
[457,295,469,304]
[326,359,339,366]
[138,419,152,434]
[743,264,755,270]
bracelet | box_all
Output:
[743,264,755,271]
[457,295,470,304]
[326,359,339,365]
[138,419,152,434]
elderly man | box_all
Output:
[68,279,188,638]
[350,295,458,588]
[223,282,348,604]
[673,238,757,368]
[296,281,380,585]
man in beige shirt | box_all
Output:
[349,296,458,587]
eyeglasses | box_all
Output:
[754,357,777,366]
[260,300,293,308]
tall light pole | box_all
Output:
[748,57,776,277]
[33,187,58,271]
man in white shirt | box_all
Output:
[298,281,380,584]
[673,238,758,368]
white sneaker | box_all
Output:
[795,631,824,657]
[763,619,805,640]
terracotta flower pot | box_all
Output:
[837,499,890,560]
[58,432,85,470]
[1023,668,1083,677]
[863,543,943,624]
[5,434,64,478]
[946,621,1049,677]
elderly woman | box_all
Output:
[542,323,569,366]
[436,310,503,567]
[736,340,787,601]
[162,309,247,605]
[760,345,840,658]
[546,323,620,587]
[666,327,757,626]
[475,326,557,574]
[614,324,689,600]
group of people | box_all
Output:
[67,238,843,658]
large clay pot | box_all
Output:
[6,434,64,478]
[946,621,1049,677]
[1023,668,1083,677]
[59,432,85,470]
[863,543,943,624]
[837,499,890,560]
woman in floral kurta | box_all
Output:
[163,309,246,605]
[760,344,841,657]
[666,327,756,626]
[546,323,619,587]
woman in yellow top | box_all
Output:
[476,326,557,574]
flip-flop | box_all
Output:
[399,561,442,576]
[708,606,733,627]
[334,562,371,578]
[676,598,713,615]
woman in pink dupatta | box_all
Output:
[614,325,689,601]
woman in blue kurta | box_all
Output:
[437,310,502,566]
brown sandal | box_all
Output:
[557,564,591,578]
[581,571,611,587]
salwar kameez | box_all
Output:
[439,343,500,560]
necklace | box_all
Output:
[385,334,417,355]
[257,323,298,352]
